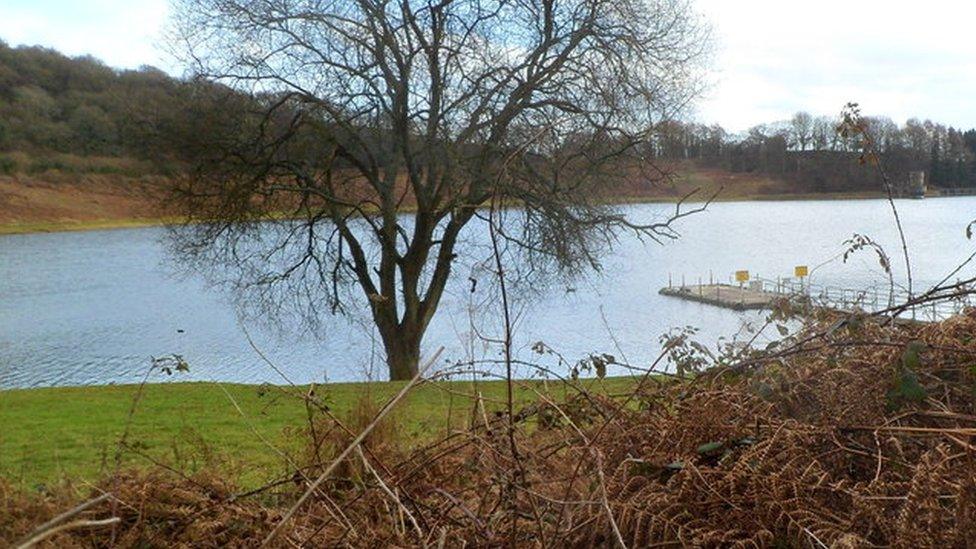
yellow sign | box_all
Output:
[795,265,809,278]
[735,270,750,283]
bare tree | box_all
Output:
[789,111,813,151]
[167,0,711,380]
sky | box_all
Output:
[2,0,975,132]
[0,0,171,71]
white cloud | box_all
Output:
[694,0,976,131]
[2,0,974,130]
[0,0,171,70]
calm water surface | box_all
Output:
[2,198,975,388]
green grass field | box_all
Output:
[0,377,637,489]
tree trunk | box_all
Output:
[373,212,466,381]
[379,322,423,381]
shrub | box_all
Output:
[0,155,17,175]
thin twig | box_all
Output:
[261,347,443,547]
[356,446,427,547]
[16,518,121,549]
[15,493,112,548]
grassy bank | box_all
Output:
[0,217,174,235]
[0,377,635,488]
[5,316,975,545]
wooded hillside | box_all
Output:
[2,38,975,232]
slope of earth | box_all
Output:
[0,172,170,234]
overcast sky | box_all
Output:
[2,0,975,132]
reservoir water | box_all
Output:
[2,198,975,388]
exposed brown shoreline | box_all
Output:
[0,168,893,236]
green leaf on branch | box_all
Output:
[901,341,924,370]
[886,342,927,410]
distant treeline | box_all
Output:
[650,113,976,191]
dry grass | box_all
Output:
[4,310,976,547]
